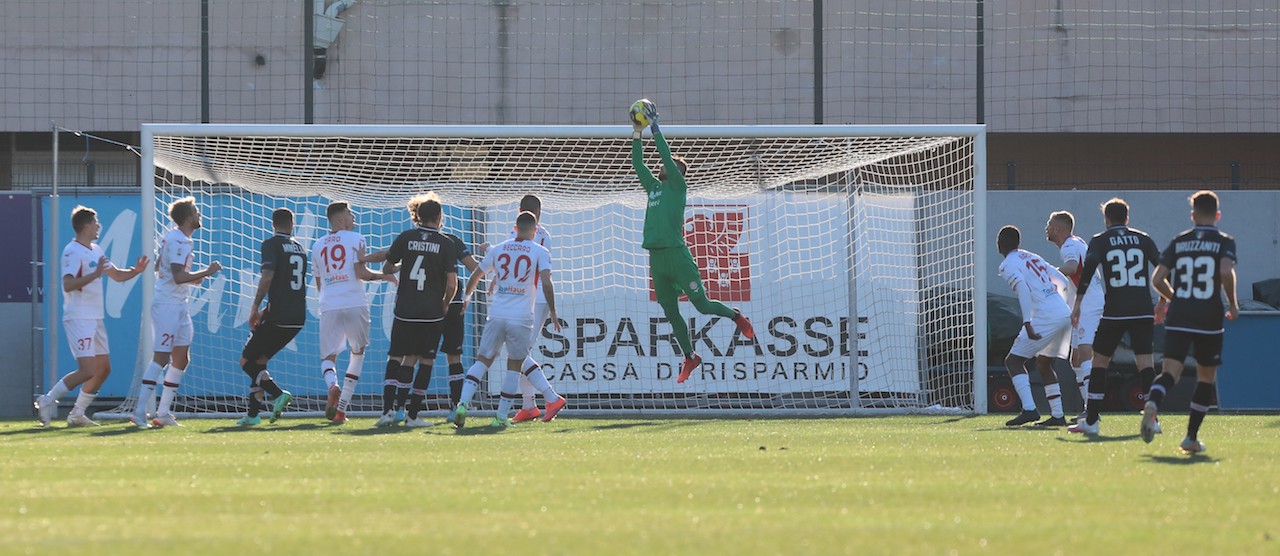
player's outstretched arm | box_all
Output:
[104,255,151,282]
[62,256,108,292]
[172,260,222,285]
[359,249,390,264]
[461,268,486,313]
[631,133,657,186]
[539,269,561,332]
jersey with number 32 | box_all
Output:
[479,238,551,322]
[1078,225,1161,319]
[312,230,368,312]
[1160,226,1236,333]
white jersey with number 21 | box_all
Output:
[312,230,368,312]
[479,238,552,323]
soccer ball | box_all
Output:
[629,99,655,128]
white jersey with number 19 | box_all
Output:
[312,230,368,312]
[479,238,552,323]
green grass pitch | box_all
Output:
[3,414,1279,554]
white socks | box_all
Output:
[47,376,72,400]
[157,365,187,417]
[321,359,338,389]
[458,361,488,407]
[1044,383,1063,418]
[520,356,538,409]
[137,361,165,415]
[71,390,97,415]
[495,371,521,418]
[524,364,561,404]
[337,353,364,412]
[1074,360,1092,409]
[1011,373,1035,412]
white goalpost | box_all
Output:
[112,123,986,418]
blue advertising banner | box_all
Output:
[1219,312,1280,410]
[45,192,478,400]
[0,193,38,303]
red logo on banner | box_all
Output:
[650,206,751,302]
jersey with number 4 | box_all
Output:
[1078,225,1160,319]
[261,233,309,327]
[998,249,1071,321]
[1160,226,1237,333]
[479,238,552,322]
[312,230,368,312]
[386,226,457,322]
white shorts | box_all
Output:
[64,319,109,359]
[479,318,534,361]
[319,306,371,358]
[151,302,193,353]
[1010,313,1071,360]
[1072,306,1103,349]
[527,302,550,344]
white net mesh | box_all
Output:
[118,125,980,416]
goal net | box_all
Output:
[116,124,986,418]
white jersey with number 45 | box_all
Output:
[311,230,368,313]
[480,237,552,322]
[998,249,1071,321]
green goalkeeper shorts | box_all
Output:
[649,246,704,303]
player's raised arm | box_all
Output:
[631,130,657,186]
[104,255,150,282]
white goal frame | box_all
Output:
[129,123,988,417]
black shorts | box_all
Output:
[1093,317,1154,358]
[1163,329,1224,367]
[389,319,443,359]
[242,322,302,362]
[440,303,465,356]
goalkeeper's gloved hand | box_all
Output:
[643,104,660,134]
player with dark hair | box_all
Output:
[1068,198,1162,435]
[35,206,149,427]
[313,201,397,425]
[376,193,457,427]
[234,208,306,425]
[450,210,565,428]
[136,197,222,428]
[1045,210,1105,421]
[1141,191,1238,453]
[631,101,755,383]
[995,225,1073,427]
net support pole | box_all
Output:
[137,126,158,393]
[972,128,989,413]
[847,187,860,408]
[47,124,59,396]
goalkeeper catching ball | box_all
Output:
[630,100,755,384]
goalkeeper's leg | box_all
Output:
[655,279,701,383]
[671,247,754,339]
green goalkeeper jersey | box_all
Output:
[632,131,687,250]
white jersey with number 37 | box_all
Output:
[311,230,368,313]
[61,240,111,320]
[479,238,552,322]
[998,249,1071,321]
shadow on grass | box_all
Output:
[448,424,510,436]
[1052,433,1143,443]
[202,422,330,434]
[337,425,420,436]
[928,415,981,425]
[548,421,664,433]
[0,425,60,437]
[1141,453,1220,465]
[972,426,1066,433]
[89,425,151,437]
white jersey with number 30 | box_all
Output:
[311,230,368,312]
[506,224,550,303]
[479,238,552,322]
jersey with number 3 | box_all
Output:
[1160,226,1236,333]
[1078,225,1160,319]
[312,230,368,312]
[479,238,551,322]
[386,226,457,322]
[260,233,309,327]
[998,249,1070,321]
